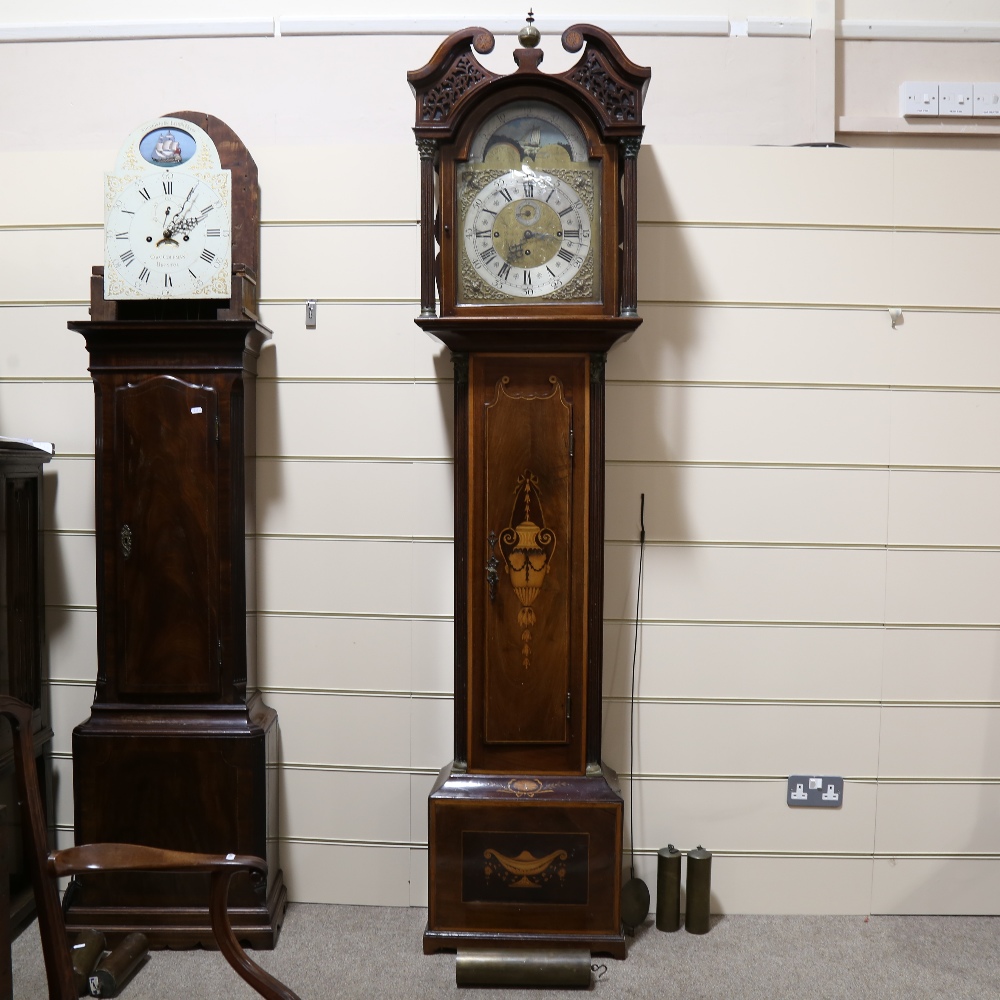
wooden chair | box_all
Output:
[0,696,301,999]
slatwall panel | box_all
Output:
[2,25,1000,916]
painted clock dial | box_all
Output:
[104,117,232,301]
[105,169,231,298]
[456,100,601,305]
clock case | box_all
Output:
[66,113,286,948]
[409,27,649,957]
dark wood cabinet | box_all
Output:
[0,439,54,932]
[66,322,284,947]
[410,24,649,957]
[65,114,285,948]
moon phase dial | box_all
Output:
[463,170,594,300]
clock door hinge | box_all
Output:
[569,428,574,459]
[566,691,572,720]
[214,414,220,445]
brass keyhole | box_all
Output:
[120,524,133,559]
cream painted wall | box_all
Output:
[2,5,1000,916]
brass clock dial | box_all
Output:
[463,169,592,298]
[456,101,601,305]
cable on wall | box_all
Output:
[620,493,650,932]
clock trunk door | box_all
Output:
[468,354,588,774]
[113,375,221,698]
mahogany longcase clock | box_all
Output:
[66,113,286,947]
[409,20,649,957]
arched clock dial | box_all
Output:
[456,97,601,306]
[464,169,592,298]
[105,169,232,298]
[103,116,232,302]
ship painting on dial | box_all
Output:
[104,117,232,300]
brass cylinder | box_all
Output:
[456,948,593,987]
[655,844,682,932]
[90,932,148,997]
[70,930,106,996]
[685,846,712,934]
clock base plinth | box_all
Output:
[67,695,285,949]
[425,763,626,959]
[61,870,288,951]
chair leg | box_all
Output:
[208,873,301,1000]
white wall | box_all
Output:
[2,4,1000,915]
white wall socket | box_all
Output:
[900,82,938,116]
[974,83,1000,116]
[939,82,974,116]
[901,81,1000,118]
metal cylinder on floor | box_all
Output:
[456,948,593,987]
[685,846,712,934]
[71,930,106,996]
[89,932,148,997]
[655,844,682,931]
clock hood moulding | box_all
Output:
[407,24,651,142]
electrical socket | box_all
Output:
[787,775,844,808]
[899,81,938,116]
[939,82,974,116]
[974,83,1000,116]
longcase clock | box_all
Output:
[66,113,286,947]
[409,20,649,956]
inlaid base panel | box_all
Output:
[425,764,626,958]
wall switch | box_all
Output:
[974,83,1000,116]
[900,82,938,116]
[939,82,974,116]
[787,775,844,808]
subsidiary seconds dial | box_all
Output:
[464,169,591,298]
[105,170,231,299]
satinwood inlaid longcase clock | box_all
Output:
[409,18,649,956]
[66,113,285,947]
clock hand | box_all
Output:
[164,186,197,236]
[156,207,181,246]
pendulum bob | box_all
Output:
[685,846,712,934]
[655,845,682,932]
[620,874,650,935]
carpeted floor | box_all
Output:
[12,904,1000,999]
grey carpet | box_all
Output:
[12,904,1000,998]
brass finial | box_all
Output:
[518,10,541,48]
